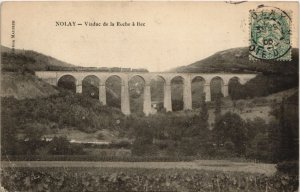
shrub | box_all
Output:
[224,141,234,151]
[97,133,105,140]
[111,140,131,148]
[48,136,85,155]
[276,161,299,176]
[252,97,268,106]
[131,143,159,156]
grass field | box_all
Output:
[1,160,276,176]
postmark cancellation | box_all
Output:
[249,7,292,61]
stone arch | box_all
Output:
[210,76,224,101]
[228,76,243,100]
[57,73,77,84]
[191,76,206,83]
[82,75,100,99]
[191,76,206,109]
[150,75,166,84]
[229,76,240,83]
[129,75,146,114]
[150,75,166,113]
[129,75,147,84]
[105,75,122,109]
[170,75,185,83]
[57,74,77,93]
[171,76,184,111]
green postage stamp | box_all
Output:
[249,7,292,61]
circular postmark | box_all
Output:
[249,6,291,60]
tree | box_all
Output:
[245,117,267,142]
[1,112,18,155]
[271,95,299,161]
[195,93,213,156]
[244,117,274,161]
[199,93,208,128]
[23,123,46,155]
[214,92,223,123]
[213,112,247,156]
[131,117,158,156]
[267,120,281,162]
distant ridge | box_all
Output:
[1,45,77,71]
[173,47,299,75]
[1,46,149,72]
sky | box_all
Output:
[1,1,299,72]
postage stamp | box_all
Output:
[249,7,292,61]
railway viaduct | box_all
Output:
[35,71,257,115]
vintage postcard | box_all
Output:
[0,1,299,191]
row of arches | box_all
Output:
[57,74,242,114]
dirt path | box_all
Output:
[1,160,276,176]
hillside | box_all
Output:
[215,88,298,124]
[1,46,77,72]
[174,47,299,75]
[1,93,125,133]
[1,72,59,99]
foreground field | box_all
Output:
[1,160,276,175]
[1,166,298,192]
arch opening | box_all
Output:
[82,75,100,99]
[150,76,165,113]
[105,75,122,109]
[57,75,76,93]
[191,76,205,109]
[171,76,184,111]
[129,75,145,114]
[210,76,224,102]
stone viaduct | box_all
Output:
[35,71,257,115]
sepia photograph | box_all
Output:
[0,1,299,191]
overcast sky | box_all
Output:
[1,1,298,72]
